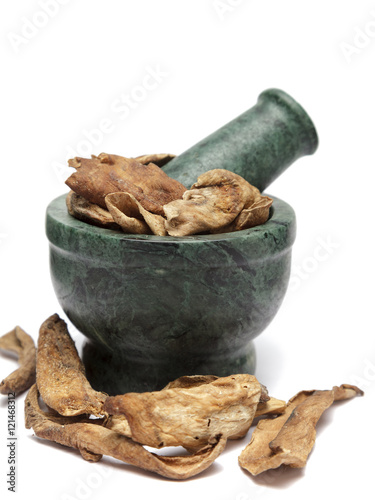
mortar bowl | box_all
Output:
[46,193,296,394]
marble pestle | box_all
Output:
[163,88,318,191]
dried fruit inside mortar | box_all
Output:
[65,152,273,236]
[66,191,120,230]
[105,192,167,236]
[163,169,263,236]
[66,153,186,215]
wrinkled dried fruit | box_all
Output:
[25,384,226,480]
[104,192,151,235]
[104,374,265,451]
[66,191,120,230]
[254,397,287,417]
[66,153,186,215]
[106,374,271,445]
[105,192,167,236]
[239,384,364,475]
[36,314,106,417]
[0,326,36,395]
[105,375,221,440]
[163,169,262,236]
[163,374,220,390]
[227,195,273,232]
[135,153,176,168]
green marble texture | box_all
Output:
[163,88,318,190]
[46,194,296,394]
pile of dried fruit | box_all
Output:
[65,153,273,236]
[0,317,363,480]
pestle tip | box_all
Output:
[257,88,319,156]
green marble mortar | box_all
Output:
[46,89,318,394]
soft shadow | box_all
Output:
[242,464,305,488]
[26,435,224,482]
[100,455,224,482]
[0,398,10,409]
[314,397,356,437]
[0,350,18,362]
[254,337,284,387]
[26,434,82,457]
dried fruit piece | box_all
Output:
[104,374,264,451]
[164,374,270,403]
[104,414,132,438]
[135,153,176,168]
[105,374,271,444]
[163,169,260,236]
[163,374,219,390]
[105,192,167,236]
[228,195,273,232]
[254,397,287,417]
[66,153,186,215]
[25,385,226,480]
[0,326,36,395]
[66,191,120,230]
[36,314,106,417]
[104,192,151,235]
[239,384,364,475]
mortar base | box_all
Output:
[82,341,256,395]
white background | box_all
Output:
[1,1,374,499]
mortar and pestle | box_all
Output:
[46,88,318,394]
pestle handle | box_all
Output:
[163,88,318,191]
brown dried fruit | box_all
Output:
[227,195,273,232]
[66,153,186,215]
[254,397,287,417]
[135,153,176,168]
[163,169,261,236]
[104,192,151,235]
[163,374,220,390]
[104,374,264,451]
[105,375,221,440]
[66,191,120,230]
[25,384,226,480]
[104,414,132,439]
[163,374,270,404]
[36,314,106,417]
[105,374,272,444]
[105,192,167,236]
[0,326,36,395]
[238,384,364,475]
